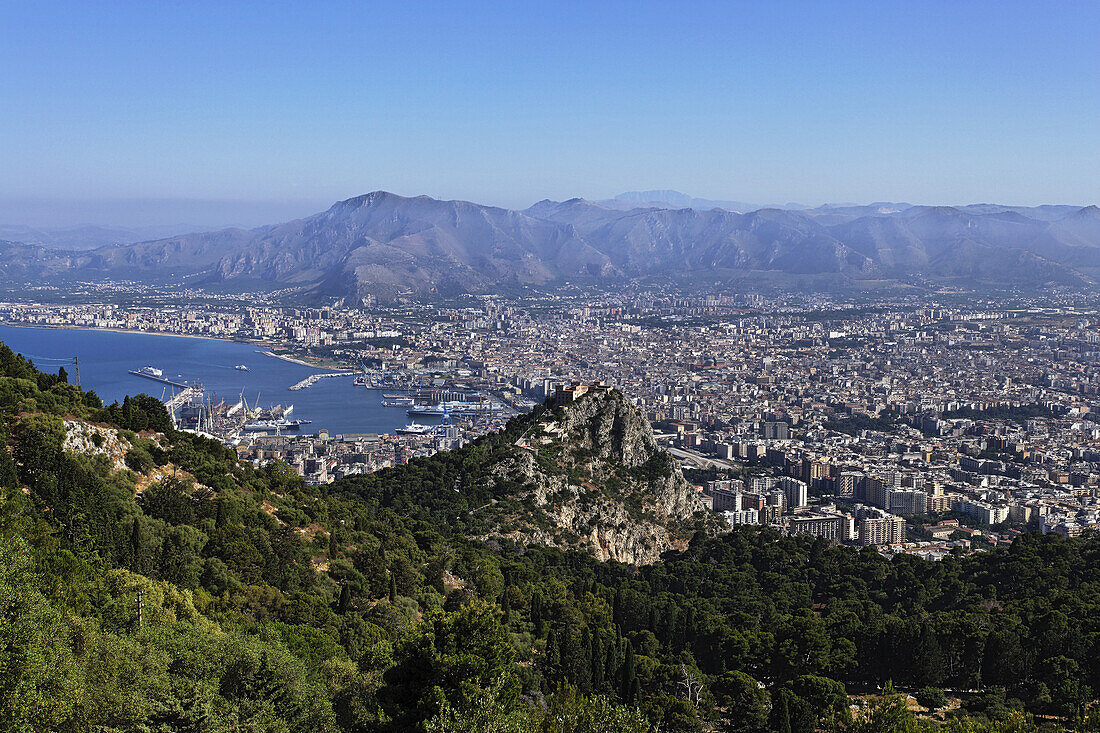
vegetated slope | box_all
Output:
[4,192,1100,299]
[5,340,1100,731]
[334,387,708,564]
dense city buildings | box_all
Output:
[6,287,1100,556]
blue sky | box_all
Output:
[1,0,1098,224]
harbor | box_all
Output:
[138,362,510,442]
[0,324,520,485]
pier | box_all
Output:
[289,372,354,391]
[163,386,202,429]
[128,369,189,389]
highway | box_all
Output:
[665,446,736,470]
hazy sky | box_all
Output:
[2,0,1099,225]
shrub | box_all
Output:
[918,686,948,710]
[125,446,155,474]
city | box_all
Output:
[6,288,1100,557]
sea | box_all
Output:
[0,324,427,436]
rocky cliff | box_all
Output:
[481,388,707,564]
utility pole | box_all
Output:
[136,589,144,628]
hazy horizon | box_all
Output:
[2,189,1097,232]
[3,1,1099,223]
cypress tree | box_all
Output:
[337,582,350,614]
[532,593,545,636]
[775,693,792,733]
[605,635,620,686]
[561,627,578,684]
[328,530,338,558]
[579,627,593,691]
[545,628,561,673]
[591,633,605,690]
[621,639,637,702]
[388,571,398,603]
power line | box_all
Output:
[20,354,80,387]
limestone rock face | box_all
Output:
[63,420,134,471]
[484,389,707,564]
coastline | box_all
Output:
[0,321,354,372]
[0,321,259,346]
[260,350,355,372]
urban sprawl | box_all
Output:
[5,288,1100,561]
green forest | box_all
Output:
[4,340,1100,732]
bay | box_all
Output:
[0,324,425,436]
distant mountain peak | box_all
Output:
[331,191,405,210]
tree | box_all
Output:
[713,671,769,733]
[771,690,793,733]
[916,686,948,710]
[337,582,350,615]
[982,630,1023,687]
[913,622,945,687]
[788,675,849,731]
[129,518,144,572]
[545,628,562,676]
[382,601,519,731]
[621,639,637,702]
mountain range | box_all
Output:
[0,222,217,251]
[3,191,1100,301]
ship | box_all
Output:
[235,364,249,371]
[407,401,505,417]
[381,396,415,407]
[395,422,435,435]
[241,418,312,432]
[128,366,189,389]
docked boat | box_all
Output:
[396,422,434,435]
[128,366,189,388]
[242,418,312,432]
[407,401,505,417]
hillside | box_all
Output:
[334,385,708,564]
[3,192,1100,300]
[5,340,1100,731]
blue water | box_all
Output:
[0,325,423,436]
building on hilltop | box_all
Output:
[555,381,610,403]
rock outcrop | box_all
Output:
[63,419,134,471]
[483,388,707,564]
